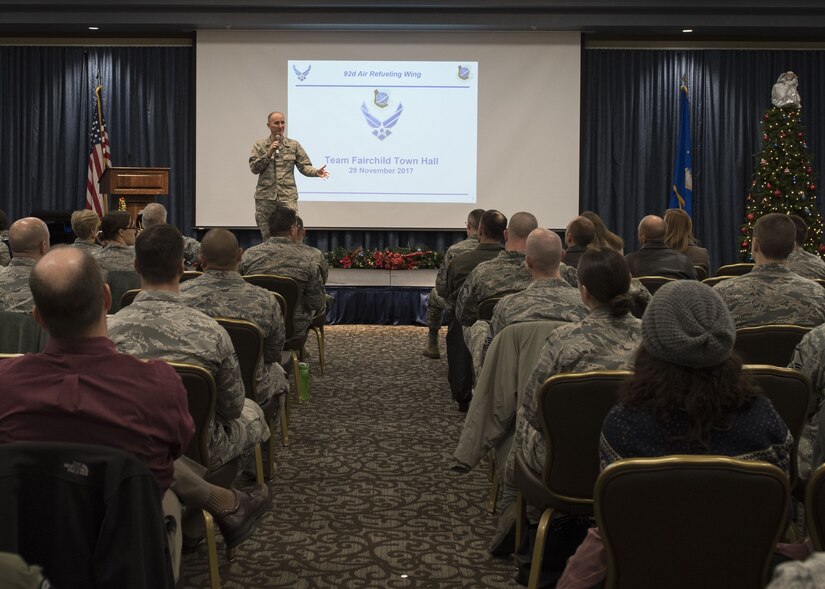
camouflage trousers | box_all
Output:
[425,288,448,332]
[254,197,298,241]
[463,320,490,377]
[208,398,270,470]
[257,362,290,406]
[506,409,544,484]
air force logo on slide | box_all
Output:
[293,64,311,81]
[361,102,403,141]
[458,65,471,80]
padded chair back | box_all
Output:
[477,291,519,321]
[180,271,203,283]
[744,365,811,487]
[734,324,811,366]
[806,462,825,550]
[635,276,675,295]
[0,311,47,353]
[170,362,217,470]
[596,456,788,589]
[538,371,630,504]
[0,442,175,589]
[693,265,708,281]
[106,270,141,314]
[215,317,264,403]
[703,275,734,287]
[244,274,300,339]
[120,288,141,309]
[716,262,754,276]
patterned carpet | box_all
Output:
[180,325,520,588]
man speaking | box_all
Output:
[249,111,329,239]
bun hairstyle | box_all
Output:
[577,246,632,317]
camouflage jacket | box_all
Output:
[239,236,326,335]
[518,308,641,473]
[714,263,825,328]
[297,242,329,284]
[107,290,245,425]
[787,248,825,280]
[0,229,8,267]
[789,324,825,479]
[249,136,321,209]
[434,236,479,298]
[0,257,35,313]
[180,270,288,404]
[71,239,101,254]
[456,250,532,326]
[183,236,202,268]
[489,278,587,339]
[91,243,136,273]
[438,243,503,307]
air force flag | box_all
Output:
[670,84,693,218]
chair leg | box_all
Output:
[280,395,289,447]
[265,416,277,479]
[315,325,325,374]
[527,508,555,589]
[202,510,221,589]
[487,470,500,515]
[514,492,527,559]
[291,351,301,406]
[254,444,265,486]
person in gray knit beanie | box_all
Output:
[641,280,736,368]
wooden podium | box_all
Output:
[99,167,169,221]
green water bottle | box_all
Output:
[298,362,310,401]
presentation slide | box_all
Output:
[288,60,477,204]
[195,31,581,230]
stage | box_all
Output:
[324,269,436,325]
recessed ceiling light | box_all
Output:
[89,26,99,31]
[682,29,693,33]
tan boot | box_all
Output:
[421,343,440,359]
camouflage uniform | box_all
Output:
[71,239,101,254]
[249,136,322,239]
[0,229,10,267]
[180,270,289,405]
[714,263,825,328]
[789,325,825,480]
[787,248,825,280]
[455,251,533,327]
[297,242,329,284]
[465,277,587,373]
[428,236,479,327]
[239,236,326,336]
[107,290,269,469]
[0,257,35,313]
[182,236,201,268]
[514,308,642,475]
[91,243,136,273]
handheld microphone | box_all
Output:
[275,135,282,156]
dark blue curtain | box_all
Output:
[0,46,195,237]
[581,49,825,270]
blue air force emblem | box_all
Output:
[293,64,311,81]
[361,102,403,141]
[373,89,390,108]
[457,65,470,80]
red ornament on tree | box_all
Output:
[746,213,754,220]
[799,132,805,138]
[742,240,750,249]
[763,134,769,141]
[766,182,772,189]
[740,226,748,234]
[810,184,817,191]
[819,244,825,255]
[780,131,787,139]
[773,190,782,197]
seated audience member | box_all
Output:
[464,228,587,368]
[70,210,101,253]
[180,228,289,405]
[438,209,507,411]
[624,214,696,279]
[563,216,596,268]
[715,213,825,328]
[786,214,825,280]
[295,215,329,284]
[0,247,271,573]
[581,210,624,253]
[488,248,640,555]
[455,212,539,327]
[0,209,10,266]
[108,224,269,470]
[239,205,326,337]
[91,210,136,272]
[556,280,792,589]
[664,207,710,271]
[142,202,201,268]
[518,247,642,478]
[789,323,825,480]
[0,217,50,313]
[422,208,486,359]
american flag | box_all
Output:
[85,85,111,217]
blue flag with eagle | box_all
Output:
[669,84,693,218]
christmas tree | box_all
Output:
[739,71,824,260]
